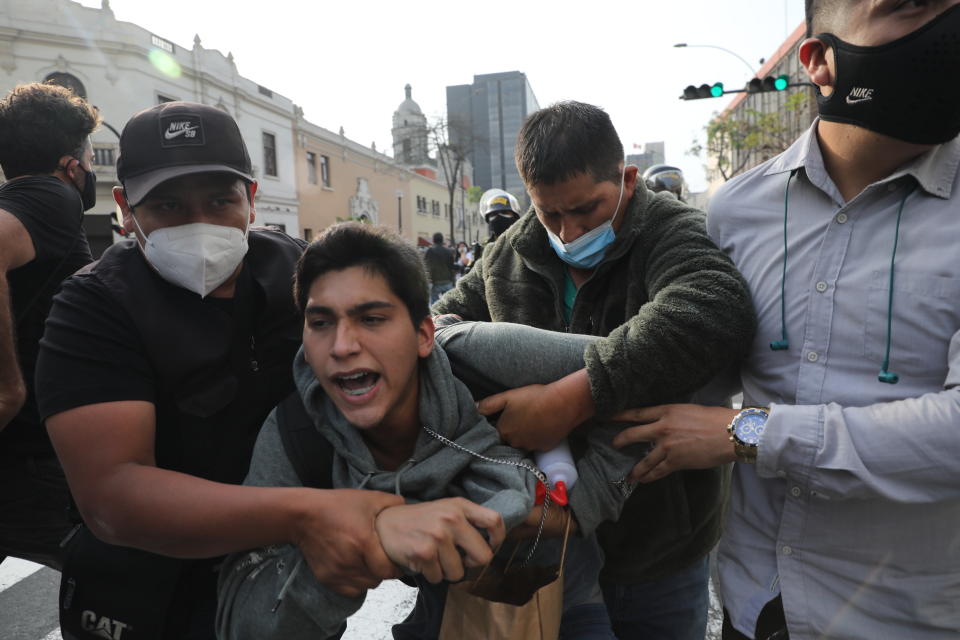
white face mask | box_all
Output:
[131,217,250,298]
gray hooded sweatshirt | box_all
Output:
[216,344,537,640]
[217,324,638,640]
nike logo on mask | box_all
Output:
[845,87,874,105]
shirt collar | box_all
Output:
[764,119,960,201]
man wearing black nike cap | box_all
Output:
[34,102,407,639]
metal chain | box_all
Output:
[422,425,552,565]
[612,476,637,499]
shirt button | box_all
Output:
[836,213,848,224]
[782,545,794,556]
[815,281,828,293]
[807,351,819,362]
[791,486,802,498]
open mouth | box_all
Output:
[334,371,381,397]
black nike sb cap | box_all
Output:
[117,101,254,206]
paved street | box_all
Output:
[0,559,60,640]
[0,557,721,639]
[0,558,417,640]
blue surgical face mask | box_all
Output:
[545,170,626,270]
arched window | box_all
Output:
[44,72,87,99]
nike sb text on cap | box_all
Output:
[117,101,254,206]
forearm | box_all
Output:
[459,442,536,531]
[0,273,26,430]
[567,423,638,536]
[552,369,596,427]
[218,543,361,640]
[585,209,755,416]
[585,267,755,417]
[761,389,960,502]
[437,320,594,398]
[83,461,320,558]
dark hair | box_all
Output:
[294,223,430,327]
[0,82,100,178]
[432,232,444,244]
[515,101,623,187]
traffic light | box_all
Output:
[746,74,791,93]
[681,82,725,100]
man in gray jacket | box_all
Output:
[433,101,756,639]
[217,223,636,639]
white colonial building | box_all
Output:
[0,0,300,245]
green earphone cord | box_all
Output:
[769,170,796,351]
[878,183,918,384]
[772,171,915,384]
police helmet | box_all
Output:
[479,188,521,223]
[642,164,686,200]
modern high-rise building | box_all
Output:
[446,71,539,208]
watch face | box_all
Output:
[734,411,767,446]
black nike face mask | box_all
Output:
[816,4,960,145]
[79,164,97,211]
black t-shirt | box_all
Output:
[36,231,304,483]
[1,176,92,455]
[35,230,305,638]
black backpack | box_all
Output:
[274,391,334,489]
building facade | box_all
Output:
[2,0,477,251]
[446,71,539,209]
[295,114,413,243]
[705,23,817,196]
[408,171,457,247]
[0,0,300,244]
[296,103,468,249]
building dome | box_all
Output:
[392,84,429,165]
[396,83,423,117]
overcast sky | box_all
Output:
[77,0,807,192]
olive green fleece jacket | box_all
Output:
[432,185,757,582]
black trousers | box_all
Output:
[0,452,73,570]
[721,596,789,640]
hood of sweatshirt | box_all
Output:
[292,343,534,528]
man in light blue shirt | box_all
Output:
[612,1,960,638]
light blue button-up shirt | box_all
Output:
[707,123,960,639]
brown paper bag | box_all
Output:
[438,510,571,640]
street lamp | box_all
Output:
[673,43,758,76]
[395,189,404,236]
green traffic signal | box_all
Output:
[682,74,792,101]
[748,74,792,93]
[681,83,725,100]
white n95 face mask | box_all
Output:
[131,217,249,298]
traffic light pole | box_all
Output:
[678,80,813,100]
